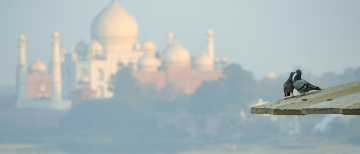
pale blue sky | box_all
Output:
[1,0,360,86]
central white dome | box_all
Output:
[91,1,138,53]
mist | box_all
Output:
[1,0,360,153]
[1,0,360,85]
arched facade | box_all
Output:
[18,1,228,109]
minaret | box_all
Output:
[207,29,214,59]
[17,34,28,102]
[51,31,62,101]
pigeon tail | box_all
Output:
[308,82,321,90]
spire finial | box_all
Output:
[53,30,59,39]
[207,28,213,36]
[19,34,26,42]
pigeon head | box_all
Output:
[289,72,295,79]
[294,69,302,81]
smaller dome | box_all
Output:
[138,53,161,72]
[19,34,25,42]
[142,40,156,53]
[80,75,90,83]
[53,31,59,39]
[221,57,227,62]
[88,40,103,55]
[194,51,213,66]
[30,58,47,74]
[194,51,214,71]
[75,41,88,53]
[265,72,276,80]
[139,53,161,67]
[162,40,191,65]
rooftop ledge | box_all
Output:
[251,80,360,115]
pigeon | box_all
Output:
[283,72,295,99]
[292,69,321,96]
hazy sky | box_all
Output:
[1,0,360,86]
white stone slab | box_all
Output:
[303,92,360,114]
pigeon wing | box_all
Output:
[294,80,321,91]
[293,80,306,90]
[303,80,321,90]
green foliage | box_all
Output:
[108,67,187,103]
[189,64,260,114]
[159,82,187,102]
[60,67,188,132]
[108,67,147,102]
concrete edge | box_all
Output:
[302,108,342,114]
[342,102,360,115]
[272,109,303,115]
[342,108,360,115]
[251,107,273,114]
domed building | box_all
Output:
[16,31,72,110]
[194,51,214,71]
[142,40,156,55]
[91,1,138,54]
[75,41,88,60]
[26,57,52,99]
[162,40,191,68]
[87,40,104,59]
[30,58,47,75]
[138,52,161,72]
[16,1,228,109]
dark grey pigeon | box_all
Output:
[283,72,295,99]
[293,69,321,96]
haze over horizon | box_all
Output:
[1,0,360,86]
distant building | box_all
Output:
[16,32,72,110]
[16,1,227,110]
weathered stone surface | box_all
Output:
[251,80,360,115]
[303,92,360,114]
[251,91,321,115]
